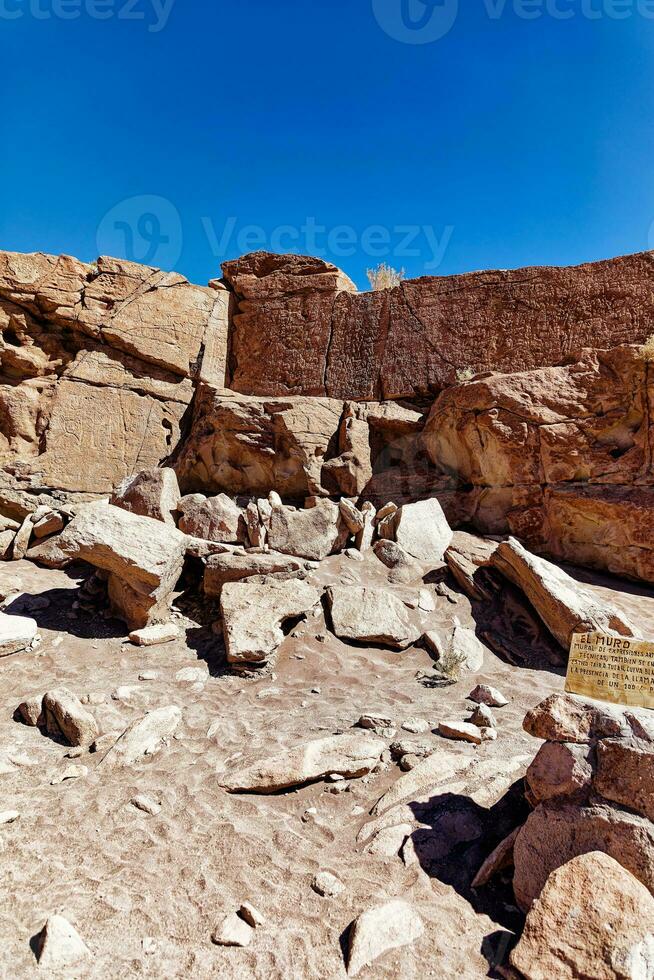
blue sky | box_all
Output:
[1,0,653,289]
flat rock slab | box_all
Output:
[267,499,348,561]
[101,706,181,767]
[129,624,180,646]
[220,579,321,665]
[388,498,453,563]
[327,586,420,650]
[347,899,424,976]
[492,537,636,649]
[0,611,37,657]
[203,551,304,596]
[218,733,385,793]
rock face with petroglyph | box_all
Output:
[4,244,654,978]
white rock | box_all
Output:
[0,611,38,658]
[50,764,88,784]
[401,717,430,734]
[239,902,265,928]
[0,810,19,824]
[101,706,181,766]
[470,704,497,728]
[219,733,385,794]
[389,499,452,562]
[211,912,254,947]
[347,900,424,976]
[468,684,509,707]
[438,720,483,745]
[129,624,180,646]
[130,795,162,815]
[221,579,321,666]
[36,915,91,970]
[312,871,345,897]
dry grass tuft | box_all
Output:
[641,334,654,362]
[366,263,405,291]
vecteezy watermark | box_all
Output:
[0,0,175,32]
[372,0,459,43]
[97,195,182,268]
[201,216,454,272]
[373,0,654,43]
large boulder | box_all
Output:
[220,579,321,666]
[36,500,187,629]
[327,586,421,650]
[511,851,654,980]
[204,552,306,596]
[177,493,246,543]
[513,801,654,912]
[424,344,654,583]
[0,610,37,657]
[380,497,452,562]
[267,498,348,561]
[110,467,180,525]
[346,900,424,977]
[491,537,636,649]
[218,732,385,793]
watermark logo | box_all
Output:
[201,216,454,273]
[0,0,175,32]
[372,0,459,43]
[97,195,182,269]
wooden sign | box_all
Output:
[566,632,654,710]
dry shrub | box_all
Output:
[641,334,654,361]
[366,263,405,291]
[456,367,476,383]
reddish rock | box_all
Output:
[523,693,629,744]
[222,251,654,399]
[511,851,654,980]
[594,738,654,822]
[513,801,654,912]
[525,741,594,805]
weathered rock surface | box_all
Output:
[128,623,180,646]
[327,586,420,649]
[218,733,385,793]
[111,467,180,524]
[513,800,654,912]
[523,692,630,744]
[492,537,636,649]
[380,497,452,562]
[101,706,181,766]
[220,579,321,665]
[0,251,225,510]
[203,552,305,596]
[511,852,654,980]
[425,344,654,583]
[223,251,654,399]
[37,501,187,628]
[346,900,424,976]
[177,493,245,543]
[373,539,423,585]
[594,738,654,822]
[267,498,347,561]
[525,741,594,804]
[43,688,99,746]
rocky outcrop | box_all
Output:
[0,251,228,517]
[425,345,654,582]
[223,250,654,399]
[510,693,654,912]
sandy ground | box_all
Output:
[2,553,654,979]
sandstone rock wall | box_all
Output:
[0,251,228,517]
[223,250,654,400]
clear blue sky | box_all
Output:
[1,0,653,289]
